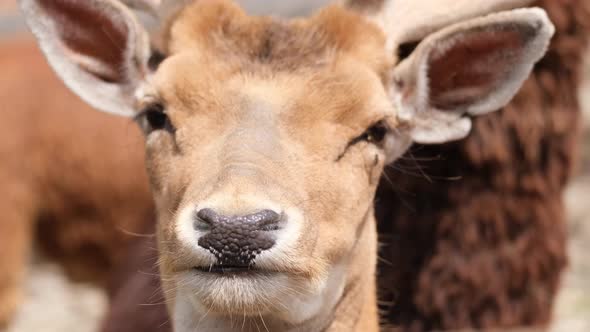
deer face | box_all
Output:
[21,0,553,328]
[138,5,396,321]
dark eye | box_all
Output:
[346,120,389,148]
[138,103,173,133]
[361,121,388,144]
[337,121,389,161]
[397,40,420,61]
[148,49,166,71]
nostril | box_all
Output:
[194,208,219,232]
[242,210,282,231]
[194,208,283,231]
[196,208,219,223]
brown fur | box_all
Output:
[376,0,590,330]
[0,38,153,326]
[164,1,388,75]
[149,3,389,330]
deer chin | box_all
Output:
[170,263,346,328]
[164,205,348,326]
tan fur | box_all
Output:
[149,3,391,330]
[164,2,389,74]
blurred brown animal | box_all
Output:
[0,37,154,327]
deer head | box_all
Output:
[20,0,553,330]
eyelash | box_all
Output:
[335,121,389,162]
[350,121,389,147]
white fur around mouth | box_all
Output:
[193,265,276,275]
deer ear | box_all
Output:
[390,8,554,144]
[19,0,152,116]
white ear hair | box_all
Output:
[390,8,554,144]
[122,0,161,13]
[19,0,152,116]
[347,0,535,55]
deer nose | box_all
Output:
[194,208,282,266]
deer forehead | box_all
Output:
[163,1,390,73]
[146,1,396,140]
[152,52,394,139]
[139,1,397,141]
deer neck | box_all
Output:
[294,210,379,332]
[325,211,379,332]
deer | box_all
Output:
[19,0,555,330]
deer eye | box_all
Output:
[359,121,388,145]
[137,103,174,133]
[148,49,166,71]
[397,40,420,61]
[346,120,389,148]
[337,121,389,161]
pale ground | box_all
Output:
[4,256,107,332]
[1,2,590,331]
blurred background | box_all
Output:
[0,0,589,331]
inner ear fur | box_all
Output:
[38,0,131,83]
[19,0,151,116]
[427,20,545,112]
[394,8,554,117]
[390,8,554,144]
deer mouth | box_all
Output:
[194,265,269,275]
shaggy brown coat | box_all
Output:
[376,0,590,330]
